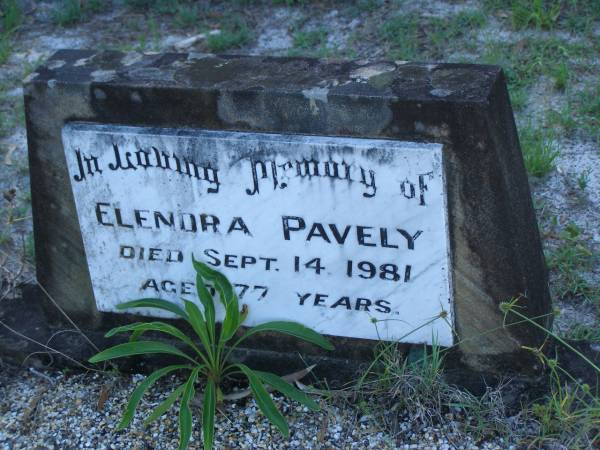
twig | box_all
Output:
[28,367,55,385]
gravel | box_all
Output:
[0,365,513,449]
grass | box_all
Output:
[359,302,600,448]
[566,323,600,342]
[0,0,22,64]
[206,16,250,52]
[547,223,598,303]
[546,224,599,303]
[53,0,105,26]
[380,9,486,60]
[293,29,327,50]
[512,0,561,30]
[519,125,560,177]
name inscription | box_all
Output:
[62,123,453,344]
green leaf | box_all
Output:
[144,384,186,426]
[179,368,199,450]
[220,294,241,342]
[195,272,215,335]
[183,300,212,350]
[105,322,199,352]
[235,364,289,437]
[239,321,334,351]
[116,298,189,320]
[254,371,320,411]
[89,341,196,364]
[118,364,189,430]
[202,380,216,450]
[192,257,234,307]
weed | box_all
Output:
[174,3,198,29]
[547,223,598,302]
[1,0,22,33]
[512,0,561,30]
[509,86,528,111]
[0,0,22,64]
[577,168,591,191]
[293,28,327,49]
[24,233,34,262]
[90,259,333,450]
[519,125,560,177]
[53,0,105,26]
[552,62,569,91]
[547,102,578,134]
[501,299,600,448]
[380,13,419,60]
[566,324,600,342]
[206,16,250,52]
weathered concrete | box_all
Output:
[23,50,552,377]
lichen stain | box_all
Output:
[350,62,396,80]
[47,60,66,70]
[121,52,143,66]
[91,70,117,82]
[302,87,329,116]
[414,121,451,139]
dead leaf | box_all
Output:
[21,386,47,433]
[3,144,16,166]
[3,188,16,203]
[97,382,113,411]
[193,364,319,405]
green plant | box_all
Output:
[577,168,591,191]
[501,298,600,447]
[206,16,250,52]
[380,13,419,60]
[52,0,104,26]
[293,29,327,49]
[89,258,333,450]
[565,324,600,342]
[1,0,22,33]
[546,223,598,302]
[552,61,569,91]
[519,125,560,177]
[174,3,198,29]
[512,0,562,30]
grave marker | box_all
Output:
[24,50,551,376]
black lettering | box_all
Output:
[397,229,423,250]
[224,254,238,268]
[179,213,197,232]
[134,210,151,229]
[357,226,376,247]
[115,208,133,228]
[141,278,159,292]
[227,217,251,235]
[297,292,311,305]
[306,222,330,243]
[95,202,113,226]
[329,224,351,244]
[314,293,328,307]
[241,255,256,268]
[355,298,371,311]
[119,245,135,259]
[380,228,399,249]
[161,280,176,293]
[154,211,175,229]
[181,281,194,295]
[203,248,220,266]
[149,248,161,261]
[375,300,391,314]
[200,214,220,233]
[282,216,306,240]
[330,296,351,310]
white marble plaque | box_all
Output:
[62,123,453,345]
